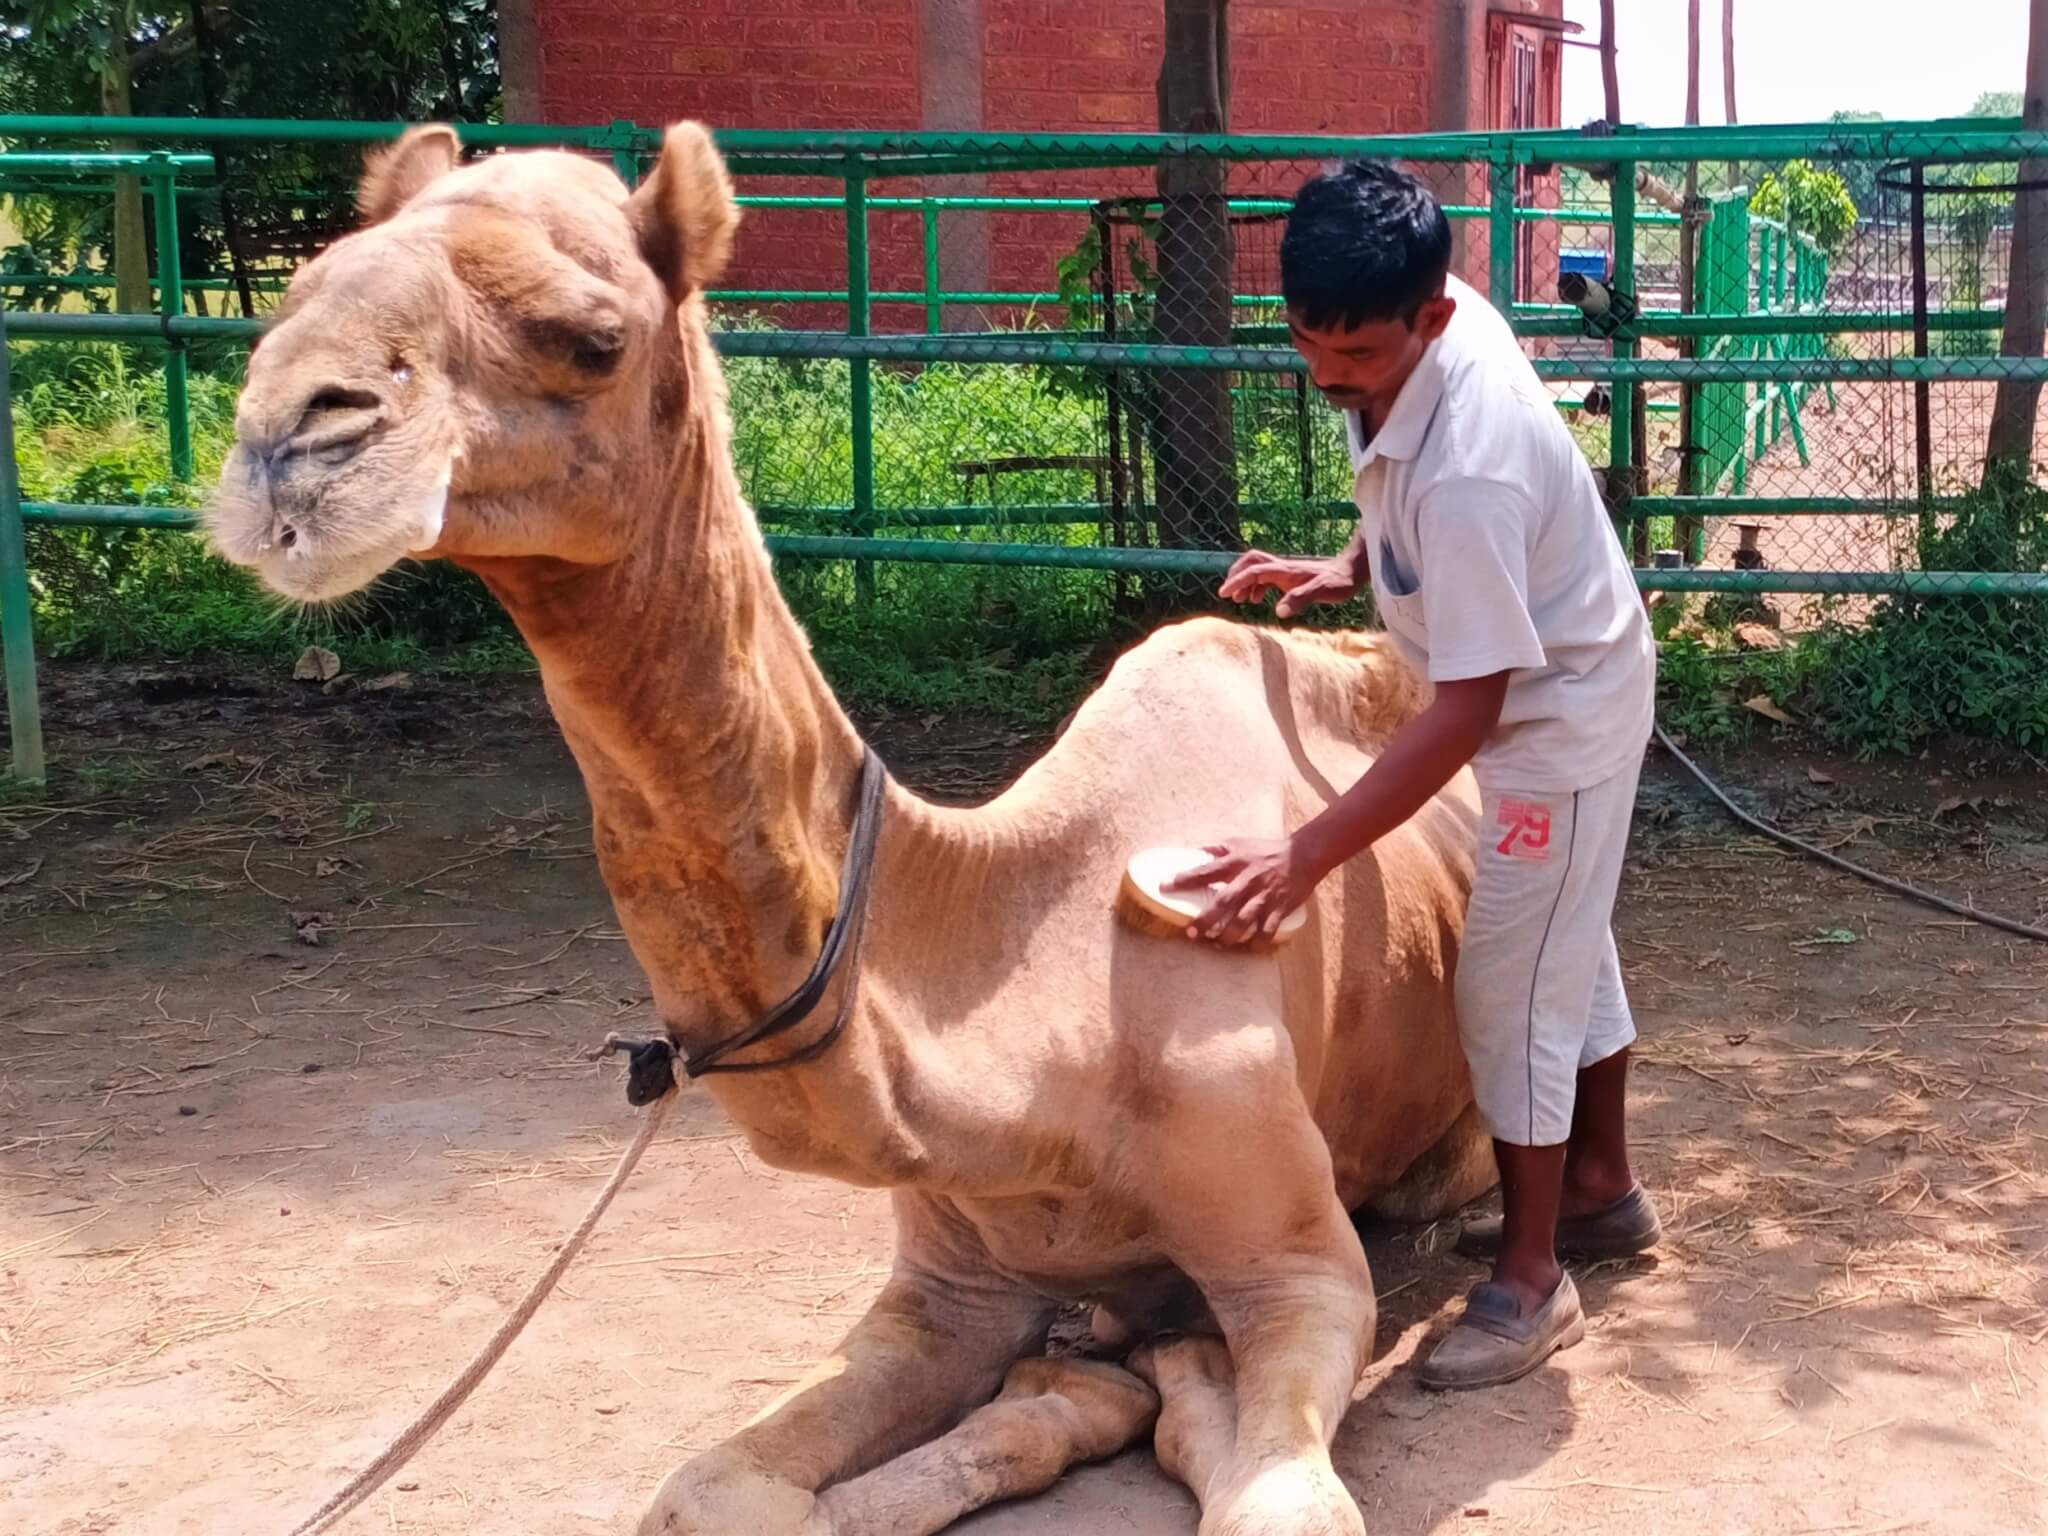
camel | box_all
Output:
[207,123,1497,1536]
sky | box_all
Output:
[1556,0,2031,128]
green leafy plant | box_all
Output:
[1749,160,1859,253]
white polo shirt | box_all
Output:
[1345,275,1654,792]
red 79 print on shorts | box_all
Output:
[1496,798,1554,860]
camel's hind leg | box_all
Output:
[1365,1101,1497,1225]
[810,1358,1159,1535]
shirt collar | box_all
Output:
[1346,338,1448,472]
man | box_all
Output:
[1172,159,1661,1390]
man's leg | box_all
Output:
[1455,852,1661,1268]
[1562,1047,1636,1218]
[1458,1041,1659,1263]
[1565,931,1639,1213]
[1487,1139,1567,1313]
[1421,784,1600,1391]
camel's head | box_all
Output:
[209,122,738,602]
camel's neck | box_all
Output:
[467,319,875,1078]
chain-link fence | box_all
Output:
[701,123,2048,753]
[6,118,2048,776]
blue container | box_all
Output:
[1559,249,1608,283]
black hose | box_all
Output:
[1653,721,2048,945]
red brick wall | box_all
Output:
[533,2,1446,138]
[531,0,1556,323]
[535,0,923,131]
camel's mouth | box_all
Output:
[208,448,454,604]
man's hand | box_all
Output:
[1165,837,1328,948]
[1171,672,1512,949]
[1219,549,1360,618]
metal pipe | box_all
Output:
[1627,494,1965,516]
[922,199,943,336]
[1630,570,2048,596]
[21,503,202,529]
[0,150,212,171]
[13,312,2048,383]
[1532,356,2048,383]
[845,168,876,601]
[4,114,2045,168]
[150,156,193,483]
[2,313,262,339]
[21,496,1966,532]
[0,279,1862,331]
[0,114,648,149]
[757,499,1359,528]
[728,193,1674,225]
[1509,307,2010,338]
[764,534,1234,575]
[0,273,288,291]
[1487,156,1516,311]
[0,312,46,782]
[12,501,2044,596]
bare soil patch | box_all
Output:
[4,662,2045,1535]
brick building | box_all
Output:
[499,1,1572,318]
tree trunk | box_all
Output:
[1721,0,1737,125]
[1676,0,1703,563]
[1150,0,1239,555]
[188,0,256,318]
[1986,0,2048,476]
[1598,0,1619,123]
[103,32,152,316]
[1686,0,1701,127]
[500,0,542,122]
[1722,0,1738,186]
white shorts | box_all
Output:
[1456,763,1641,1148]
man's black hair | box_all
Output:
[1280,159,1453,332]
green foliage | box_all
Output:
[1653,483,2048,755]
[1,2,499,303]
[1749,160,1859,254]
[0,198,112,312]
[0,2,185,103]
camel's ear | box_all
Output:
[627,122,739,302]
[359,125,461,226]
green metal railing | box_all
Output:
[7,114,2048,780]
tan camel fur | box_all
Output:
[208,123,1496,1536]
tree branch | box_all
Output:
[127,18,194,75]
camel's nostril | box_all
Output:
[286,385,389,463]
[277,523,299,550]
[305,386,382,417]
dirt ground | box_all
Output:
[4,660,2047,1536]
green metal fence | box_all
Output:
[6,114,2048,780]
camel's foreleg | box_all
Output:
[1192,1225,1374,1536]
[1151,1094,1376,1536]
[636,1251,1053,1536]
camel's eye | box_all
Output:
[570,330,624,375]
[517,310,625,384]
